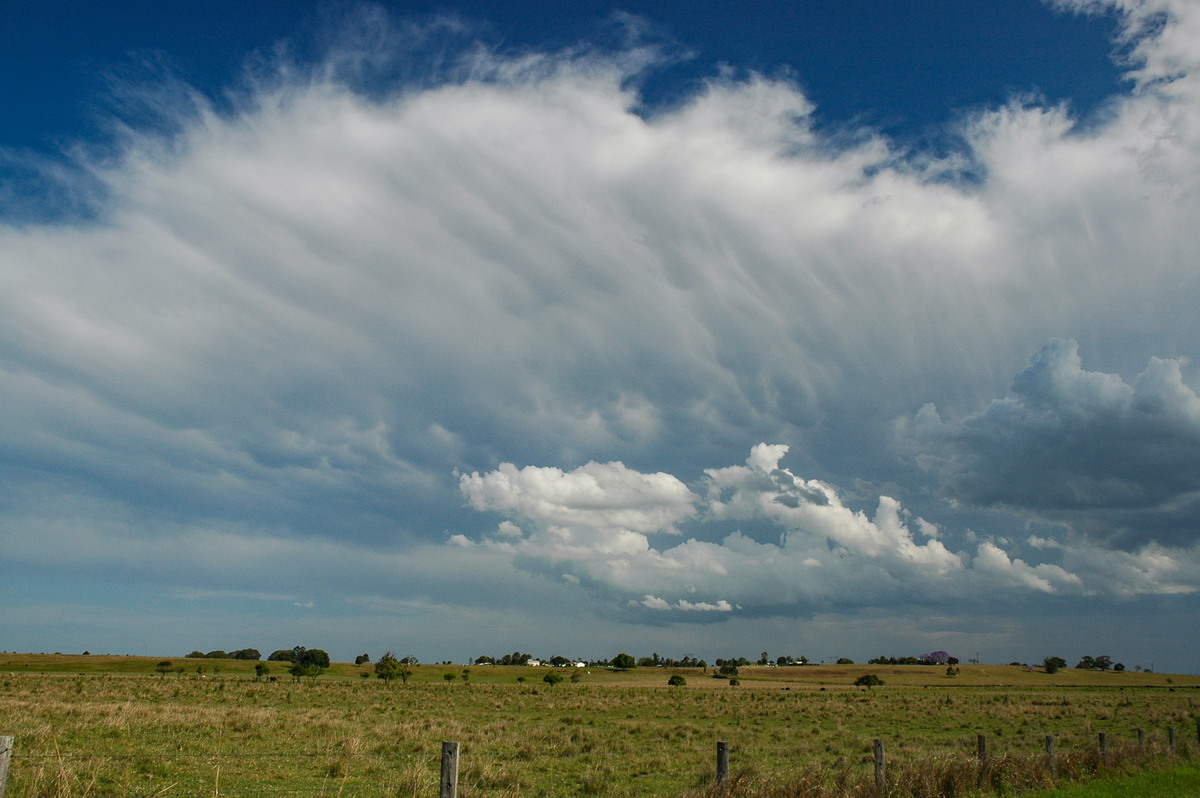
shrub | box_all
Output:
[668,675,687,686]
[854,674,884,688]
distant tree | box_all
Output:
[376,653,403,683]
[443,672,456,683]
[268,649,297,662]
[354,653,371,665]
[542,671,564,686]
[759,651,769,666]
[854,674,884,688]
[668,674,687,686]
[1043,656,1067,674]
[718,662,739,678]
[922,651,951,665]
[156,660,173,676]
[570,671,583,683]
[836,658,855,665]
[289,661,324,683]
[186,651,206,659]
[1114,662,1125,672]
[254,663,270,681]
[611,653,636,670]
[205,650,228,659]
[461,669,470,683]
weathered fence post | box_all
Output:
[1045,735,1055,775]
[440,741,459,798]
[0,735,12,798]
[1098,732,1107,766]
[716,741,729,785]
[1138,728,1145,750]
[873,739,885,793]
[1169,727,1177,753]
[977,734,987,765]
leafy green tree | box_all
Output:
[354,653,371,665]
[375,652,403,683]
[205,650,227,659]
[542,671,564,686]
[1043,656,1067,674]
[443,672,456,683]
[289,661,324,683]
[836,658,855,665]
[156,660,173,676]
[611,653,636,670]
[230,648,261,660]
[254,663,270,681]
[297,648,330,669]
[668,674,687,686]
[854,674,884,688]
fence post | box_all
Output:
[874,739,885,793]
[1045,736,1055,775]
[1138,728,1145,750]
[1098,732,1107,766]
[716,741,729,785]
[1169,727,1177,753]
[440,741,459,798]
[977,734,987,765]
[0,735,12,798]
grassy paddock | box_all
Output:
[1,655,1197,797]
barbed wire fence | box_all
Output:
[0,724,1194,797]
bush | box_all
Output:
[668,675,687,686]
[854,674,884,688]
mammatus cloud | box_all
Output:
[904,339,1200,548]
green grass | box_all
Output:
[1,655,1196,797]
[1027,761,1200,797]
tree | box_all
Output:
[230,648,261,660]
[443,672,456,683]
[156,660,173,676]
[836,658,855,665]
[297,648,330,669]
[668,674,687,686]
[542,671,564,686]
[718,662,739,678]
[289,661,324,683]
[355,653,371,665]
[254,663,270,681]
[758,651,769,666]
[375,652,403,683]
[854,674,884,688]
[1043,656,1067,674]
[611,653,636,670]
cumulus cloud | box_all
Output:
[904,339,1200,547]
[458,445,1200,619]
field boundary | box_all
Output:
[2,723,1194,797]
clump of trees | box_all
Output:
[185,648,261,660]
[867,652,958,666]
[375,652,418,684]
[854,674,884,688]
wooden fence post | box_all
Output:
[977,734,987,765]
[873,739,885,793]
[1098,732,1107,766]
[716,741,729,785]
[1169,727,1177,753]
[1138,729,1145,750]
[1045,735,1055,775]
[0,735,12,798]
[440,741,459,798]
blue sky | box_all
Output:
[2,0,1198,671]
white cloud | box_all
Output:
[2,1,1200,662]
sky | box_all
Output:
[1,0,1198,671]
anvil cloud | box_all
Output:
[1,0,1198,669]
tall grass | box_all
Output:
[1,662,1196,797]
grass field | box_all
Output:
[1,654,1197,797]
